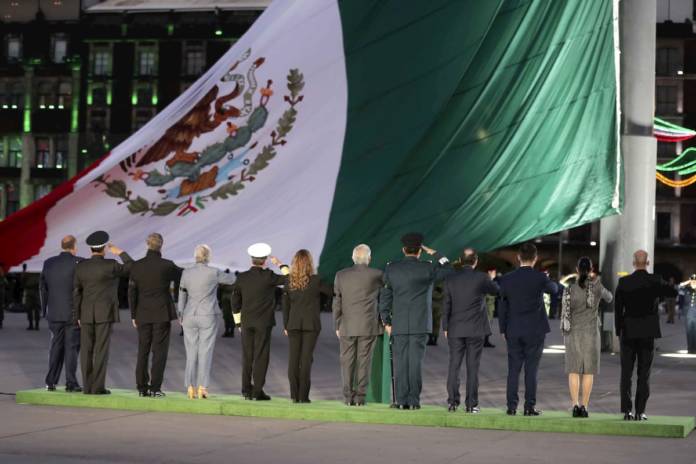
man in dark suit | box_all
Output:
[40,235,84,392]
[379,233,452,409]
[333,244,384,406]
[614,250,677,421]
[498,242,557,416]
[128,233,182,397]
[232,243,288,400]
[443,248,499,413]
[73,231,133,395]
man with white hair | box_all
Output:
[333,244,384,406]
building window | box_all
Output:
[37,81,55,108]
[51,34,68,63]
[55,136,67,169]
[91,45,112,76]
[656,47,680,76]
[656,85,678,115]
[57,82,71,108]
[35,138,51,168]
[133,108,156,131]
[135,84,153,106]
[136,44,157,76]
[34,184,52,201]
[6,35,22,62]
[656,212,672,241]
[3,81,23,108]
[6,183,19,216]
[91,84,108,106]
[7,137,22,168]
[183,42,205,76]
[87,108,109,133]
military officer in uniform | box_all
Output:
[379,233,452,409]
[232,243,289,400]
[73,231,133,395]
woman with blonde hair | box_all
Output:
[178,244,235,399]
[282,249,333,403]
[560,256,613,418]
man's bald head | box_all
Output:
[61,235,77,255]
[461,247,478,267]
[633,250,649,270]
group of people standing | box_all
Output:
[31,229,683,420]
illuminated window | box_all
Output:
[6,35,21,61]
[136,44,157,76]
[183,42,206,76]
[55,136,67,169]
[35,138,51,168]
[57,82,72,108]
[7,137,22,168]
[91,44,112,76]
[51,34,68,63]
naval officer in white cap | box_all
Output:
[231,243,289,400]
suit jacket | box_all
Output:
[333,264,384,337]
[498,266,557,337]
[614,269,677,339]
[73,252,133,324]
[282,275,332,331]
[40,251,84,322]
[231,266,287,329]
[378,253,453,335]
[177,263,235,319]
[128,250,183,323]
[443,266,500,338]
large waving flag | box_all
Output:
[2,0,620,274]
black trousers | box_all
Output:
[447,336,484,408]
[505,334,545,410]
[135,321,171,392]
[45,321,81,388]
[287,330,319,401]
[241,326,272,396]
[392,333,428,407]
[80,322,112,394]
[620,337,654,414]
[26,304,40,326]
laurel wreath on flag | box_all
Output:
[92,68,305,217]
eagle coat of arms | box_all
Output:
[94,49,305,217]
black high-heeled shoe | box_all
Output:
[579,405,589,418]
[572,405,581,417]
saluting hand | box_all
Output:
[443,331,447,339]
[335,330,340,338]
[421,245,436,256]
[132,319,137,329]
[108,243,123,255]
[385,325,392,336]
[283,329,288,336]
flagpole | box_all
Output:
[599,0,657,353]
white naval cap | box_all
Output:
[247,242,272,258]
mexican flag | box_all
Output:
[2,0,620,277]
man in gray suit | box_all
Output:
[443,248,499,413]
[41,235,84,392]
[333,244,383,406]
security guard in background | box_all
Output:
[22,263,41,331]
[219,270,236,338]
[232,243,289,400]
[73,231,133,395]
[379,233,452,409]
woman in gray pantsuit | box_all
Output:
[560,257,612,418]
[178,244,235,399]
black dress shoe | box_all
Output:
[46,385,56,391]
[524,409,542,416]
[138,390,150,397]
[623,411,634,421]
[448,404,457,412]
[300,399,311,404]
[94,389,111,395]
[65,385,82,393]
[506,409,517,416]
[579,405,589,418]
[400,405,411,410]
[356,401,365,406]
[636,413,648,421]
[254,392,271,401]
[572,405,581,417]
[411,404,421,410]
[466,406,480,414]
[151,390,166,398]
[344,400,355,406]
[243,393,253,400]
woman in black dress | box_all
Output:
[283,249,332,403]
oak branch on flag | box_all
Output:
[0,0,620,276]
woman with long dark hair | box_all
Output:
[282,249,332,403]
[560,257,613,417]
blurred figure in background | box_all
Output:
[484,268,499,348]
[665,277,678,324]
[22,263,41,331]
[678,274,696,354]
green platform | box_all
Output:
[15,389,694,438]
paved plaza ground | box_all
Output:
[0,310,694,463]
